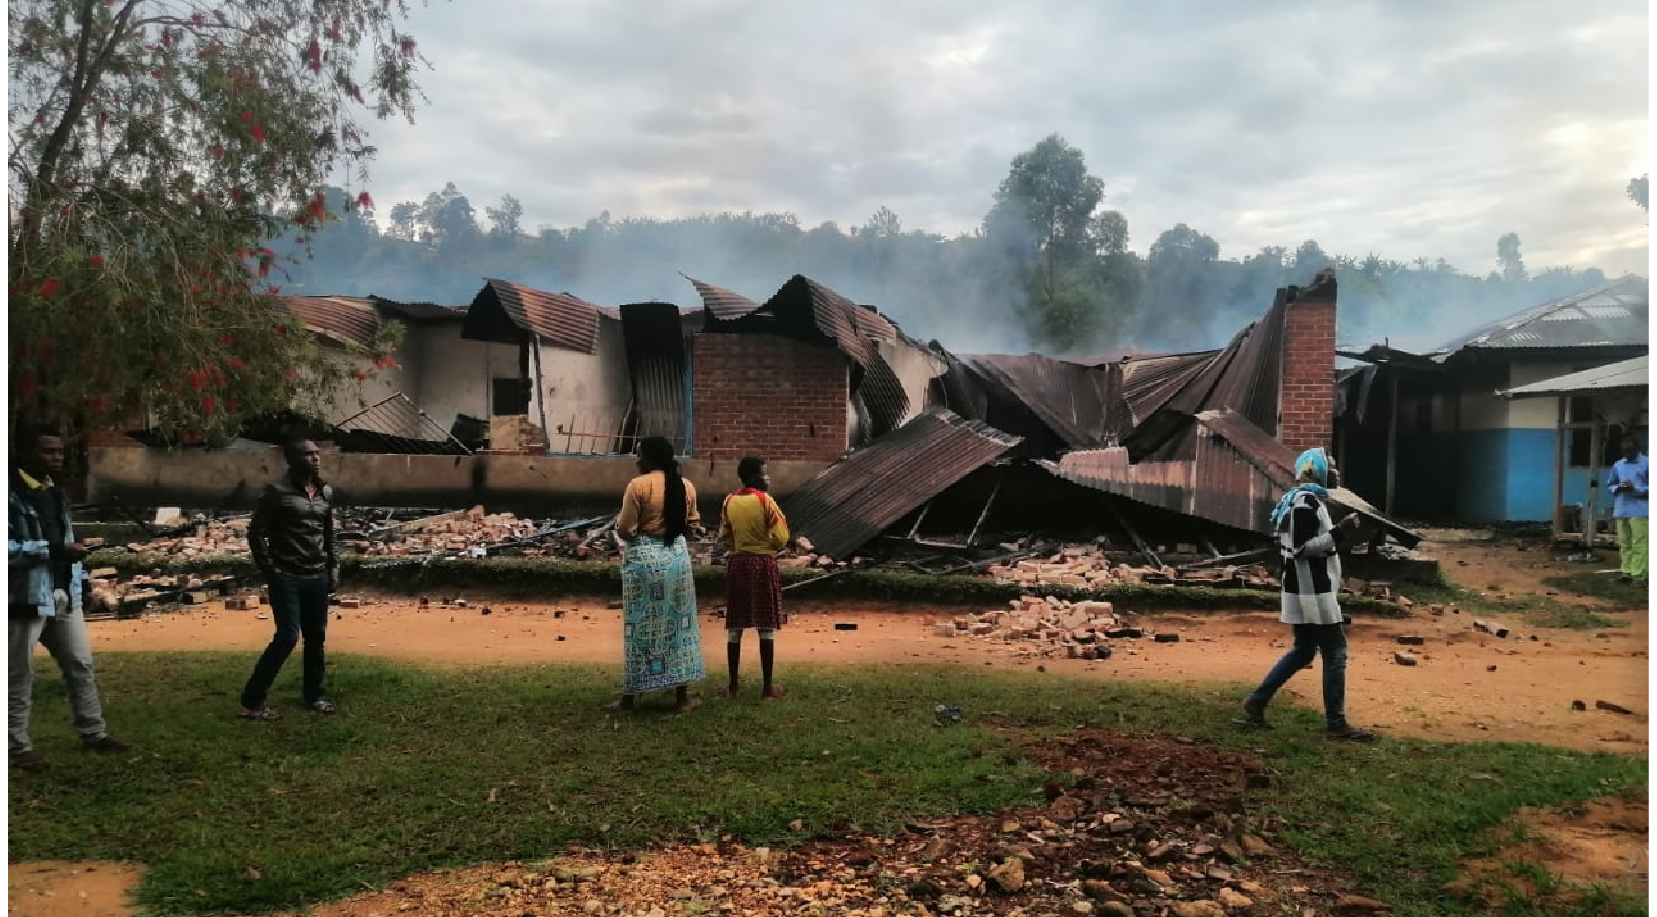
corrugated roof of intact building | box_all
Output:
[1429,275,1649,356]
[284,296,382,347]
[784,408,1024,559]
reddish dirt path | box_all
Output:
[83,593,1646,754]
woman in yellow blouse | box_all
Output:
[717,457,790,699]
[611,436,704,714]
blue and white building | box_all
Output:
[1335,276,1649,524]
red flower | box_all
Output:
[89,254,105,267]
[191,12,204,25]
[220,334,235,346]
[186,369,208,391]
[352,370,369,381]
[38,278,61,297]
[226,357,245,371]
[238,111,252,122]
[151,68,165,79]
[251,123,264,144]
[210,146,224,158]
[275,323,288,335]
[356,191,374,209]
[399,38,417,57]
[374,354,398,370]
[305,40,322,73]
[200,395,217,415]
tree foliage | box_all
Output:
[1629,174,1649,213]
[8,0,438,438]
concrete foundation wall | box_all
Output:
[88,447,830,516]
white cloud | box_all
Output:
[355,0,1648,273]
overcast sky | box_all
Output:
[362,0,1650,277]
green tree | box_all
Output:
[984,134,1126,349]
[8,0,434,437]
[1629,175,1649,212]
[1141,223,1221,339]
[486,193,524,244]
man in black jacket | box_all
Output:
[237,438,339,720]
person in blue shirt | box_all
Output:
[1606,434,1649,585]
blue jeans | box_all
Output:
[1246,623,1349,730]
[239,574,330,709]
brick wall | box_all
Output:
[1278,271,1337,457]
[691,333,849,463]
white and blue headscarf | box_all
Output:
[1268,447,1331,532]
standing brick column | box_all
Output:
[691,333,850,463]
[1277,269,1338,456]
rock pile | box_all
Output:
[936,596,1164,660]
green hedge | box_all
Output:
[86,550,1409,616]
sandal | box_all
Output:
[238,706,281,721]
[309,699,338,715]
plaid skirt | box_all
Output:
[724,553,785,630]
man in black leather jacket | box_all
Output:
[237,438,339,720]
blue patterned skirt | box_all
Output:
[620,535,705,694]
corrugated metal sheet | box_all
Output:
[682,275,762,322]
[785,407,1024,559]
[619,302,690,451]
[958,353,1128,448]
[285,296,382,347]
[368,297,469,323]
[1430,275,1648,355]
[1120,351,1218,423]
[1040,408,1421,547]
[1499,355,1650,399]
[853,351,911,444]
[467,279,604,354]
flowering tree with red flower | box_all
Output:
[8,0,438,440]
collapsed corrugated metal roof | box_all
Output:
[1038,408,1421,548]
[463,279,606,353]
[1428,275,1649,356]
[785,408,1024,559]
[618,301,690,452]
[956,353,1129,449]
[682,274,763,322]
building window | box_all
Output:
[1569,422,1649,468]
[491,377,531,416]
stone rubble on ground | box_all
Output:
[932,595,1185,661]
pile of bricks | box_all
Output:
[84,567,247,616]
[356,507,548,557]
[933,596,1174,660]
[124,519,251,558]
[984,544,1278,590]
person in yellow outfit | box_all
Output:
[716,457,790,699]
[1607,435,1649,586]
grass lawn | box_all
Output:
[1397,581,1636,630]
[1542,571,1651,608]
[8,654,1647,917]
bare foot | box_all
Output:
[761,685,785,700]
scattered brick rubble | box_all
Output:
[934,596,1167,661]
[985,543,1280,591]
[270,729,1381,917]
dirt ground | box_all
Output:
[11,535,1649,916]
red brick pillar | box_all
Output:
[691,333,850,463]
[1277,269,1337,456]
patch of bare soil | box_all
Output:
[7,862,144,917]
[1418,530,1630,606]
[1444,795,1649,907]
[264,727,1372,917]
